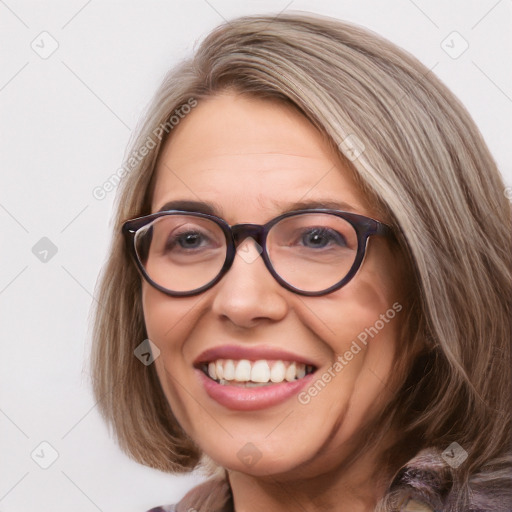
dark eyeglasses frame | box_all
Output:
[122,208,394,297]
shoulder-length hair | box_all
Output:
[91,11,512,505]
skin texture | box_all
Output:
[143,91,409,511]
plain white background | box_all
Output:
[0,1,511,511]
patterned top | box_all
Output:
[144,446,512,512]
[146,498,432,512]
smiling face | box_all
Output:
[143,91,408,479]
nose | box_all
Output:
[210,237,289,328]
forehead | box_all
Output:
[151,92,372,221]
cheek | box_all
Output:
[330,243,406,398]
[142,284,206,430]
[294,244,405,402]
[299,274,401,358]
[142,284,201,353]
[141,285,201,392]
[334,241,405,345]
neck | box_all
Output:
[227,441,395,512]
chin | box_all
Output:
[197,426,335,480]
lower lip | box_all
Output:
[197,369,315,411]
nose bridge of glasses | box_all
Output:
[230,223,265,248]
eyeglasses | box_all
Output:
[122,209,394,297]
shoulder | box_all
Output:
[386,447,512,512]
[465,451,512,510]
[147,451,512,512]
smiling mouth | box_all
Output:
[199,359,316,387]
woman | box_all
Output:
[91,13,512,512]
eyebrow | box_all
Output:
[157,200,221,215]
[156,198,362,217]
[276,199,360,214]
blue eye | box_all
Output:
[166,230,210,252]
[177,232,205,248]
[300,228,347,248]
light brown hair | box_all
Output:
[91,12,512,504]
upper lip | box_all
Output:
[194,345,320,368]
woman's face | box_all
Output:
[144,91,407,478]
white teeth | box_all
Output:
[285,362,297,382]
[251,360,270,383]
[208,362,217,380]
[235,360,252,381]
[204,359,311,385]
[270,360,286,382]
[215,360,224,380]
[223,359,235,381]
